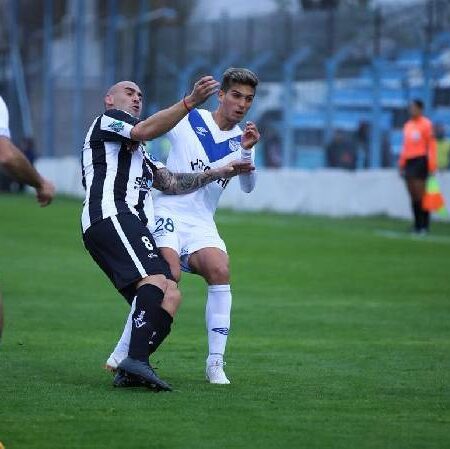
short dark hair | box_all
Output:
[412,98,424,110]
[220,68,259,92]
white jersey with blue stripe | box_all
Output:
[153,108,255,225]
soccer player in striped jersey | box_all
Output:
[107,68,260,384]
[82,77,254,391]
[0,95,55,342]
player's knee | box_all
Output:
[161,280,182,317]
[136,274,168,293]
[170,265,181,284]
[204,263,230,284]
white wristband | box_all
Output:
[241,148,252,161]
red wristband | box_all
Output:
[183,97,191,112]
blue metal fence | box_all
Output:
[0,0,449,168]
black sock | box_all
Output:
[128,284,164,362]
[422,209,430,231]
[412,201,421,231]
[149,307,173,355]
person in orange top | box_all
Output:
[398,99,437,234]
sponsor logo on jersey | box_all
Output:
[108,120,125,133]
[228,139,241,152]
[190,159,229,189]
[195,126,208,136]
[135,175,153,191]
[217,178,230,189]
[190,158,211,172]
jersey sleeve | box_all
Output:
[0,97,11,138]
[99,109,140,142]
[166,115,185,144]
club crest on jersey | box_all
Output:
[195,126,208,136]
[108,120,125,133]
[229,139,242,152]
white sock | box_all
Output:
[206,284,232,365]
[111,297,135,357]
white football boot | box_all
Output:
[206,359,231,384]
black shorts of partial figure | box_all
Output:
[83,212,174,304]
[405,156,428,180]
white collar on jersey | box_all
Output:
[196,109,242,143]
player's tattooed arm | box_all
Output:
[153,160,255,195]
[153,168,221,194]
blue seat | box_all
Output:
[295,146,325,169]
[291,110,392,133]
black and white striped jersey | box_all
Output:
[81,108,165,233]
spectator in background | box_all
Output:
[356,121,370,168]
[356,121,393,169]
[435,123,450,170]
[380,132,393,168]
[398,99,437,234]
[263,126,282,168]
[325,130,357,170]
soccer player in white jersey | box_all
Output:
[107,68,260,384]
[82,77,254,390]
[0,95,55,341]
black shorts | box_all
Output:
[83,213,173,304]
[404,156,428,180]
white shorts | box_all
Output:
[151,212,227,273]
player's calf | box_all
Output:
[161,279,182,317]
[105,278,180,370]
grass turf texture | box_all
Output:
[0,194,449,449]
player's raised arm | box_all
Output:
[131,76,220,142]
[239,121,260,193]
[153,160,255,195]
[241,121,260,150]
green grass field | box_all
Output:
[0,194,449,449]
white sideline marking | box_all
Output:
[375,229,450,244]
